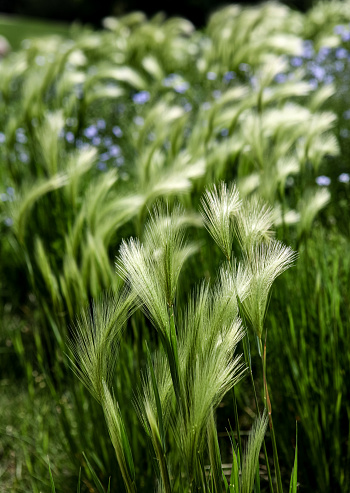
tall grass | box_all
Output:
[1,1,350,490]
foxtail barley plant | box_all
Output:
[70,183,297,492]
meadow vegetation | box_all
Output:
[1,1,350,491]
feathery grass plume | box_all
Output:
[102,382,137,493]
[297,188,331,239]
[207,409,224,493]
[240,411,269,493]
[242,240,297,339]
[174,315,246,481]
[68,288,134,402]
[200,182,241,261]
[144,203,198,306]
[35,111,65,176]
[235,195,275,252]
[134,350,173,493]
[117,238,170,337]
[34,237,61,308]
[11,173,68,243]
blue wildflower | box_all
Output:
[338,173,350,183]
[133,91,150,104]
[97,119,106,130]
[341,31,350,42]
[5,217,13,227]
[207,71,217,80]
[290,57,303,67]
[223,71,235,82]
[275,73,287,83]
[335,47,348,59]
[97,162,107,171]
[0,132,5,143]
[109,145,121,157]
[112,126,123,138]
[84,125,98,139]
[65,131,75,143]
[302,40,314,59]
[92,136,101,146]
[174,82,189,94]
[163,74,177,87]
[316,175,331,186]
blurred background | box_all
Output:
[0,0,312,28]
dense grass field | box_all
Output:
[0,15,70,50]
[1,2,350,492]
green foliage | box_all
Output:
[1,1,350,491]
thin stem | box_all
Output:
[258,337,283,493]
[243,335,274,493]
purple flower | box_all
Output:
[343,110,350,120]
[163,74,177,87]
[184,103,192,112]
[206,71,217,80]
[174,82,189,94]
[92,136,101,146]
[338,173,350,183]
[334,25,346,35]
[335,61,345,72]
[116,156,125,166]
[290,57,303,67]
[340,128,349,138]
[65,131,75,143]
[16,129,27,144]
[316,175,331,186]
[317,46,331,62]
[212,90,221,99]
[133,91,150,104]
[223,71,235,82]
[4,217,13,227]
[302,40,314,59]
[104,137,112,146]
[100,152,110,161]
[1,193,7,202]
[109,145,121,157]
[335,47,348,59]
[97,119,106,130]
[275,73,287,83]
[0,132,5,143]
[112,126,123,138]
[84,125,98,139]
[97,162,107,171]
[7,187,14,197]
[341,31,350,42]
[220,128,229,137]
[19,153,29,163]
[310,65,326,81]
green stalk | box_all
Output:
[258,337,283,493]
[232,387,243,465]
[243,335,274,493]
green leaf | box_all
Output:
[83,452,106,493]
[289,423,298,493]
